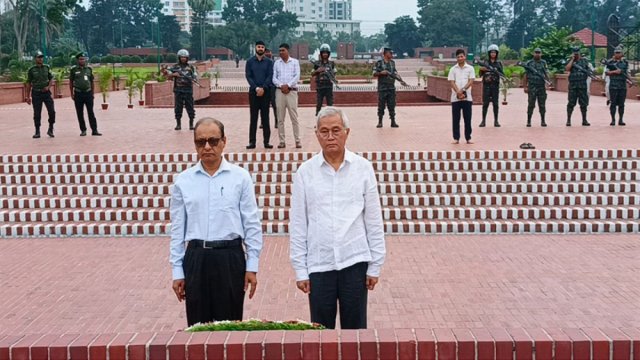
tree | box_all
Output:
[384,16,422,57]
[189,0,215,60]
[523,27,579,73]
[158,15,184,53]
[222,0,298,41]
[504,0,558,51]
[556,0,591,31]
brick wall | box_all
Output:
[426,75,483,105]
[1,328,638,359]
[0,83,26,105]
[145,78,211,106]
[196,90,440,108]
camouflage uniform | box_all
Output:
[27,63,56,135]
[374,59,398,125]
[525,59,548,126]
[314,60,336,115]
[566,57,590,126]
[170,62,197,129]
[480,60,503,126]
[606,59,628,126]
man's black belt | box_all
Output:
[188,238,242,249]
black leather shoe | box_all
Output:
[264,143,274,149]
[174,125,181,130]
[92,131,103,136]
[246,143,256,149]
[479,120,486,127]
[619,120,626,126]
[80,131,87,136]
[33,132,40,139]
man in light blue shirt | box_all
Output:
[170,117,263,326]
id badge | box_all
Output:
[84,75,88,81]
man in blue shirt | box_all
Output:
[245,40,274,149]
[170,117,263,325]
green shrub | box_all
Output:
[130,55,142,63]
[120,55,132,63]
[90,55,101,64]
[165,53,177,63]
[101,55,116,63]
[144,55,157,63]
[186,320,325,332]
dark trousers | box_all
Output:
[609,88,626,119]
[174,90,195,121]
[74,91,98,132]
[270,87,278,125]
[183,241,246,326]
[249,90,271,145]
[527,86,547,118]
[452,100,472,141]
[32,90,55,128]
[377,90,396,120]
[308,262,368,329]
[482,84,499,121]
[567,86,589,113]
[316,87,334,115]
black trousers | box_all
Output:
[74,91,98,132]
[482,84,499,121]
[316,87,334,115]
[248,90,271,145]
[174,90,195,121]
[452,100,472,141]
[308,262,368,329]
[269,87,278,124]
[32,90,56,128]
[183,240,246,326]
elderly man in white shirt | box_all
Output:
[448,48,476,144]
[272,43,302,149]
[289,106,386,329]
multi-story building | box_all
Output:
[160,0,226,33]
[285,0,360,36]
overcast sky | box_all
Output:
[352,0,419,35]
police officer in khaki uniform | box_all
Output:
[25,51,56,138]
[70,52,102,136]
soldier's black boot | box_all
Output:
[581,110,590,126]
[479,118,486,127]
[494,115,501,127]
[47,125,54,138]
[174,119,181,130]
[526,113,532,127]
[566,110,572,126]
[390,119,399,128]
[618,109,626,126]
[376,117,383,128]
[189,118,194,130]
[619,118,626,126]
[541,115,547,127]
[33,128,40,139]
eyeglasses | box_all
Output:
[194,137,223,148]
[317,128,346,139]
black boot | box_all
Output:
[619,118,626,126]
[47,125,54,137]
[33,128,40,139]
[565,119,571,127]
[541,115,547,127]
[175,119,181,130]
[618,109,625,126]
[526,114,532,127]
[610,117,616,126]
[376,118,383,128]
[390,119,399,128]
[494,118,501,127]
[581,110,590,126]
[479,119,486,127]
[566,110,572,126]
[189,119,194,130]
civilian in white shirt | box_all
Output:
[169,117,263,326]
[289,106,386,329]
[448,48,476,144]
[272,43,302,149]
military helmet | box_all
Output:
[34,50,44,58]
[177,49,189,58]
[319,44,331,53]
[488,44,499,53]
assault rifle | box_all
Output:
[161,64,205,88]
[567,60,599,81]
[388,70,410,87]
[516,61,552,87]
[473,59,507,82]
[310,60,341,89]
[601,58,637,87]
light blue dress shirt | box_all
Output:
[170,159,263,280]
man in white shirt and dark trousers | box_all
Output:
[448,48,476,144]
[289,107,386,329]
[272,43,302,149]
[169,117,263,326]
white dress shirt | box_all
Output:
[170,159,263,280]
[448,63,476,102]
[272,57,300,88]
[289,150,386,281]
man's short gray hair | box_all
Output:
[316,106,350,129]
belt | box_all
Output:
[74,88,92,93]
[279,88,298,91]
[188,238,242,249]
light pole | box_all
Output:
[39,0,47,62]
[200,16,206,61]
[590,0,596,65]
[157,17,161,72]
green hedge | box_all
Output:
[186,319,325,332]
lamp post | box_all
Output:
[39,0,47,62]
[590,0,596,65]
[157,17,161,72]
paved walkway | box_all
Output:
[0,89,638,155]
[0,235,638,335]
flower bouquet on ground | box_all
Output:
[186,319,325,332]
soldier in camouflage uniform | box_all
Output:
[565,46,591,126]
[25,51,56,138]
[69,52,101,136]
[524,48,549,127]
[605,46,628,126]
[165,49,197,130]
[479,44,504,127]
[373,48,406,128]
[312,44,336,116]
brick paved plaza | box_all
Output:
[0,83,639,358]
